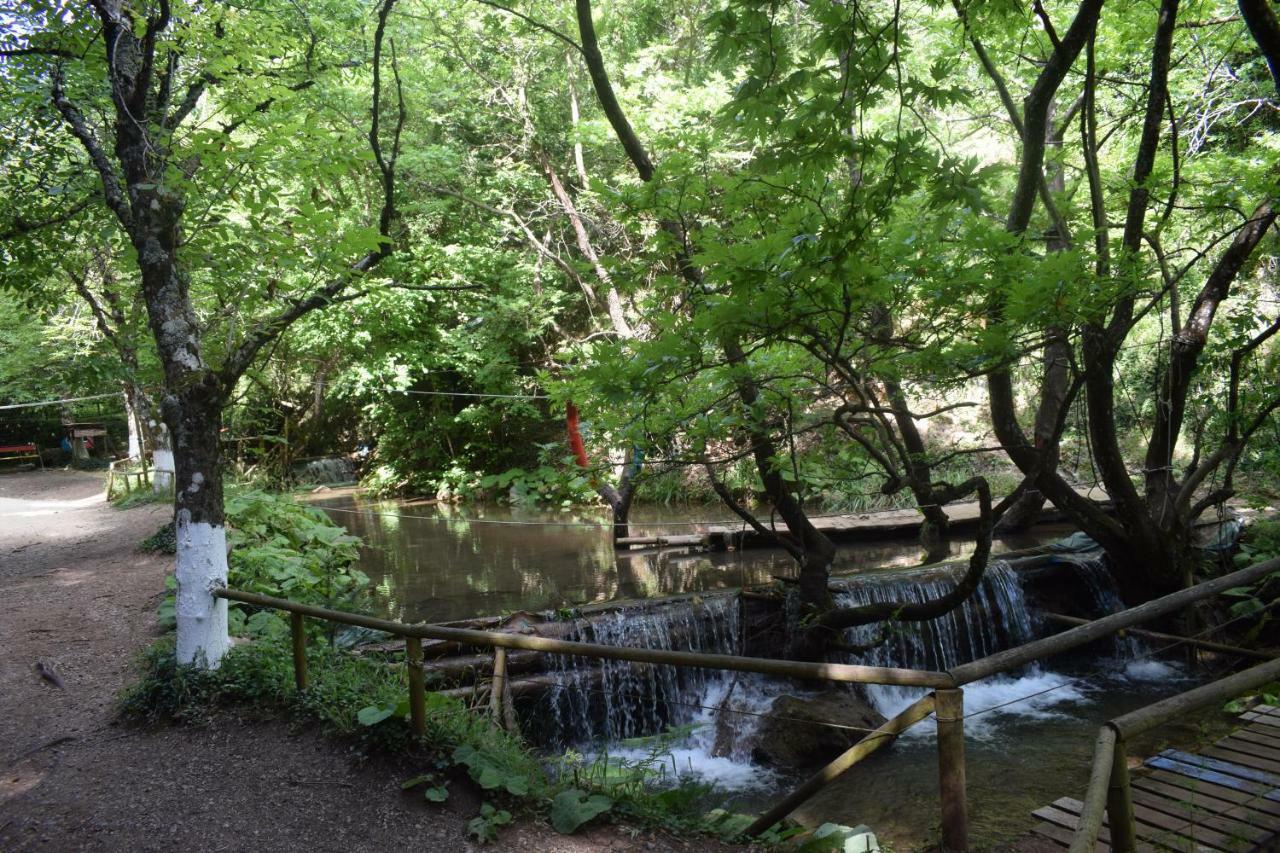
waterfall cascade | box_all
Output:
[833,562,1036,713]
[533,556,1137,780]
[542,595,742,746]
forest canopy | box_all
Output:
[3,0,1279,657]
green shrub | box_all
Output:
[140,521,177,554]
[150,489,371,640]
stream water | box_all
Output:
[311,493,1058,623]
[314,493,1224,849]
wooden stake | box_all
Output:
[936,688,969,852]
[489,647,519,734]
[290,612,308,691]
[490,647,507,720]
[1107,737,1136,853]
[1070,727,1115,853]
[406,636,426,737]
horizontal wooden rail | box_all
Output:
[213,587,953,688]
[1110,655,1280,740]
[950,556,1280,685]
[1070,656,1280,853]
[1043,612,1275,661]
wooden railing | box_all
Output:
[1068,656,1280,853]
[213,554,1280,852]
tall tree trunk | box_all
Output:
[997,107,1073,533]
[137,211,233,665]
[121,381,159,460]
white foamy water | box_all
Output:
[870,665,1092,741]
[584,676,783,791]
[597,743,779,791]
[1120,658,1186,682]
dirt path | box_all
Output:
[0,470,720,852]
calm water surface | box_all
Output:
[313,492,1058,623]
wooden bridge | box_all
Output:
[1033,700,1280,851]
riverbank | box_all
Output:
[0,469,727,852]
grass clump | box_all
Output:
[139,521,176,554]
[113,488,171,509]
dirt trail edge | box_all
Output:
[0,470,724,853]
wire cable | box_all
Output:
[0,391,121,411]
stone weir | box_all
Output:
[356,549,1129,767]
[615,486,1113,550]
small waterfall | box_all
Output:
[536,557,1114,773]
[835,562,1036,712]
[543,596,741,746]
[293,456,356,485]
[1049,551,1144,658]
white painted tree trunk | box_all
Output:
[152,424,174,493]
[174,514,230,667]
[125,392,142,459]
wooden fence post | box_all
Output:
[936,688,968,852]
[406,636,426,737]
[490,647,519,733]
[1107,737,1136,853]
[290,612,308,690]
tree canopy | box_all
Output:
[3,0,1278,659]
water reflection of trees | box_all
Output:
[314,495,1031,623]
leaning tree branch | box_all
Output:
[575,0,653,181]
[219,0,403,388]
[0,196,96,242]
[50,69,132,230]
[808,477,998,635]
[704,463,805,562]
[0,46,79,58]
[473,0,583,56]
[1148,200,1277,484]
[1240,0,1280,92]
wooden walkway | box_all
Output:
[1032,706,1280,851]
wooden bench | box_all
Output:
[0,443,43,468]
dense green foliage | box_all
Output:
[150,490,369,637]
[3,0,1278,588]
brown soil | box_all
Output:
[0,469,732,852]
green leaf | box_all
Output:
[550,789,613,834]
[401,774,433,790]
[357,704,397,726]
[424,785,449,802]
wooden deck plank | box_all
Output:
[1201,746,1280,777]
[1135,774,1280,821]
[1159,750,1280,788]
[1034,804,1111,842]
[1146,756,1277,798]
[1218,733,1280,759]
[1054,796,1227,850]
[1127,786,1268,844]
[1221,728,1280,753]
[1236,712,1280,731]
[1029,821,1075,848]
